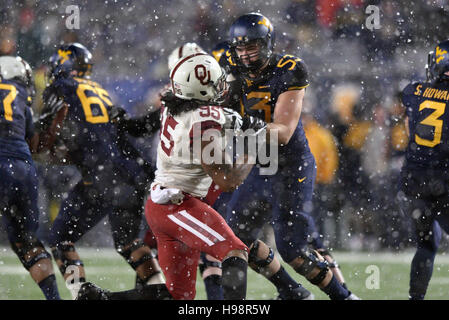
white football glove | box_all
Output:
[222,107,243,132]
[222,108,267,136]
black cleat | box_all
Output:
[76,282,110,300]
[276,285,315,300]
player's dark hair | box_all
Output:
[160,90,206,116]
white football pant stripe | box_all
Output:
[167,210,225,246]
[178,210,225,242]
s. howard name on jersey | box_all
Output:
[402,80,449,171]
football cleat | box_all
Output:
[344,292,362,300]
[76,282,110,300]
[276,285,315,300]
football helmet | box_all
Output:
[48,42,93,81]
[0,55,34,104]
[427,40,449,82]
[167,42,205,71]
[228,13,275,74]
[169,53,227,103]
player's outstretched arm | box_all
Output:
[109,105,161,137]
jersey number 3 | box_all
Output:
[415,100,446,148]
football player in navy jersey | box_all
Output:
[34,43,164,299]
[400,39,449,300]
[215,13,359,300]
[209,40,313,300]
[0,56,61,299]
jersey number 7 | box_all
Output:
[0,84,17,122]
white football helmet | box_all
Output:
[0,56,33,85]
[167,42,206,71]
[169,53,227,103]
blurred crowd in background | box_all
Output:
[1,0,449,251]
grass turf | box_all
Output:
[1,247,449,300]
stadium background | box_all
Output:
[1,0,449,299]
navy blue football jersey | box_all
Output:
[0,79,34,161]
[42,76,146,184]
[220,52,312,158]
[402,80,449,171]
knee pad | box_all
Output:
[294,248,329,285]
[248,240,274,273]
[316,248,340,269]
[52,242,84,275]
[11,239,51,271]
[117,239,156,271]
[199,253,222,275]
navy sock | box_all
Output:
[409,246,436,300]
[321,275,350,300]
[38,274,61,300]
[268,266,301,298]
[203,274,224,300]
[221,256,247,300]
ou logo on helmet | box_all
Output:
[194,64,211,85]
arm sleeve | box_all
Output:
[24,107,35,140]
[118,109,161,137]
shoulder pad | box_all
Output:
[402,81,423,95]
[400,81,425,103]
[400,82,426,113]
[275,54,309,91]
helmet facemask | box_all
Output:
[231,38,271,76]
[426,50,436,82]
[210,69,229,105]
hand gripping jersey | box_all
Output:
[0,79,34,161]
[401,80,449,171]
[153,105,226,198]
[219,51,313,160]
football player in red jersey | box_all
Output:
[77,53,262,300]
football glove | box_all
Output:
[223,108,267,135]
[108,105,130,123]
[222,107,243,131]
[34,92,65,133]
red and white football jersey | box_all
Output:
[153,105,226,198]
